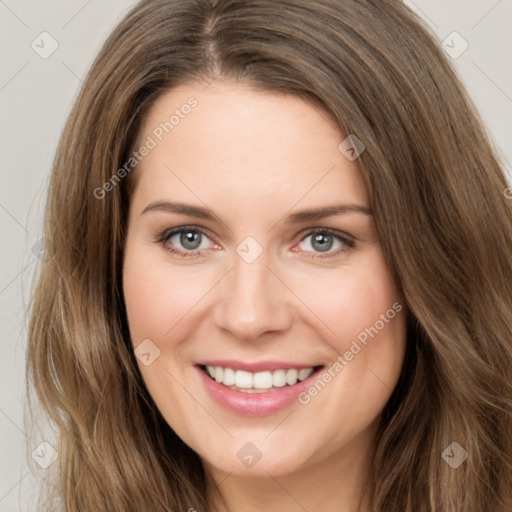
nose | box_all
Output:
[213,252,293,342]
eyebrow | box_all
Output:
[141,200,373,223]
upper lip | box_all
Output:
[195,360,323,372]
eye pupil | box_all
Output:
[312,233,333,252]
[180,230,201,250]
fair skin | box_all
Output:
[123,80,407,512]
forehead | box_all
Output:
[131,81,369,213]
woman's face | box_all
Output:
[123,81,407,478]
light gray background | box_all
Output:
[1,1,511,510]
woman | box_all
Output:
[27,0,512,510]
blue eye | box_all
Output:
[156,226,355,259]
[297,229,354,257]
[157,227,214,258]
[169,229,208,250]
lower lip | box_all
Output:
[196,366,321,416]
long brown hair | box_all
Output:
[27,0,512,510]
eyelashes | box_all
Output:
[294,228,355,257]
[154,225,355,260]
[155,226,215,258]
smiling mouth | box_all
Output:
[199,364,324,393]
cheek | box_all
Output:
[291,256,406,447]
[289,248,407,410]
[290,251,402,348]
[122,245,214,431]
[123,246,215,344]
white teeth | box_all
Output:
[298,368,314,381]
[272,369,287,387]
[223,367,235,386]
[235,370,253,389]
[203,365,317,390]
[286,368,298,385]
[253,371,273,388]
